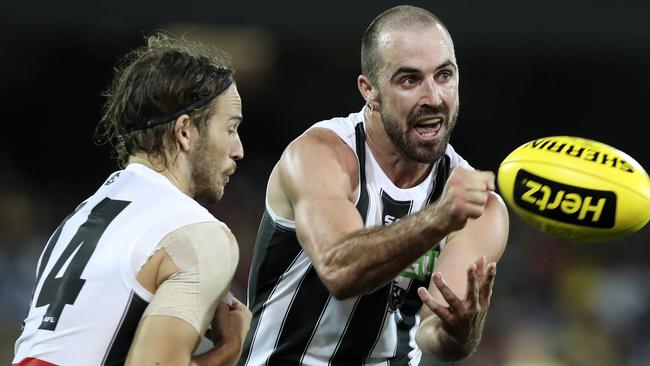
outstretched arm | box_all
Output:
[278,128,496,299]
[415,192,508,361]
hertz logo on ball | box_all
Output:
[497,136,650,241]
[513,170,616,228]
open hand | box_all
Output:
[417,256,496,352]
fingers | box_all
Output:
[479,262,497,308]
[417,286,452,323]
[470,170,495,191]
[448,168,495,192]
[227,296,253,326]
[480,170,496,191]
[475,256,486,283]
[228,297,246,310]
[431,272,464,313]
[215,300,230,318]
[442,170,495,224]
[209,301,230,343]
[465,263,479,311]
[224,291,234,306]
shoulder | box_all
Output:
[278,128,360,195]
[161,221,238,262]
[286,127,357,161]
[281,107,364,173]
[309,109,364,145]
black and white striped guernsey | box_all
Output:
[240,109,471,366]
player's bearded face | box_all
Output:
[189,135,225,204]
[187,84,242,205]
[380,101,459,163]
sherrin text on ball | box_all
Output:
[497,136,650,241]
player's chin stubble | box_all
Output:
[380,104,459,164]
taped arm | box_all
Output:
[125,221,241,366]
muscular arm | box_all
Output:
[415,192,509,361]
[125,222,247,366]
[277,128,493,299]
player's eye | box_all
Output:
[400,76,418,88]
[436,70,453,82]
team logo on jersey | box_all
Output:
[388,277,409,312]
[381,190,437,311]
[380,190,412,228]
[389,249,439,312]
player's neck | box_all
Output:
[364,110,433,189]
[127,154,192,197]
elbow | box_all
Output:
[318,266,359,300]
[415,323,438,359]
[317,248,363,300]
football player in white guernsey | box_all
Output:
[13,34,251,366]
[241,5,508,366]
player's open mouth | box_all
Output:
[413,119,443,141]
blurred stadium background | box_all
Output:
[1,0,649,364]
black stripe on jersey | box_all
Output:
[331,191,414,363]
[246,210,304,309]
[330,284,392,364]
[239,210,316,366]
[267,267,331,365]
[102,291,148,366]
[354,122,370,223]
[387,155,449,365]
[426,154,451,205]
[391,280,427,365]
[389,312,417,366]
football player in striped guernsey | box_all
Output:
[240,5,509,366]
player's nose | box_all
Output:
[421,77,443,106]
[231,134,244,161]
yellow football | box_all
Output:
[497,136,650,241]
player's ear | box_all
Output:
[173,114,193,152]
[358,74,380,111]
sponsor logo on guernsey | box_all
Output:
[523,138,635,173]
[514,169,616,228]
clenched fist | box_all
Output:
[429,167,495,232]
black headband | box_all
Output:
[125,73,234,133]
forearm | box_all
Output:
[415,315,482,362]
[320,207,446,298]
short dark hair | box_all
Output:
[361,5,449,85]
[96,33,234,167]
